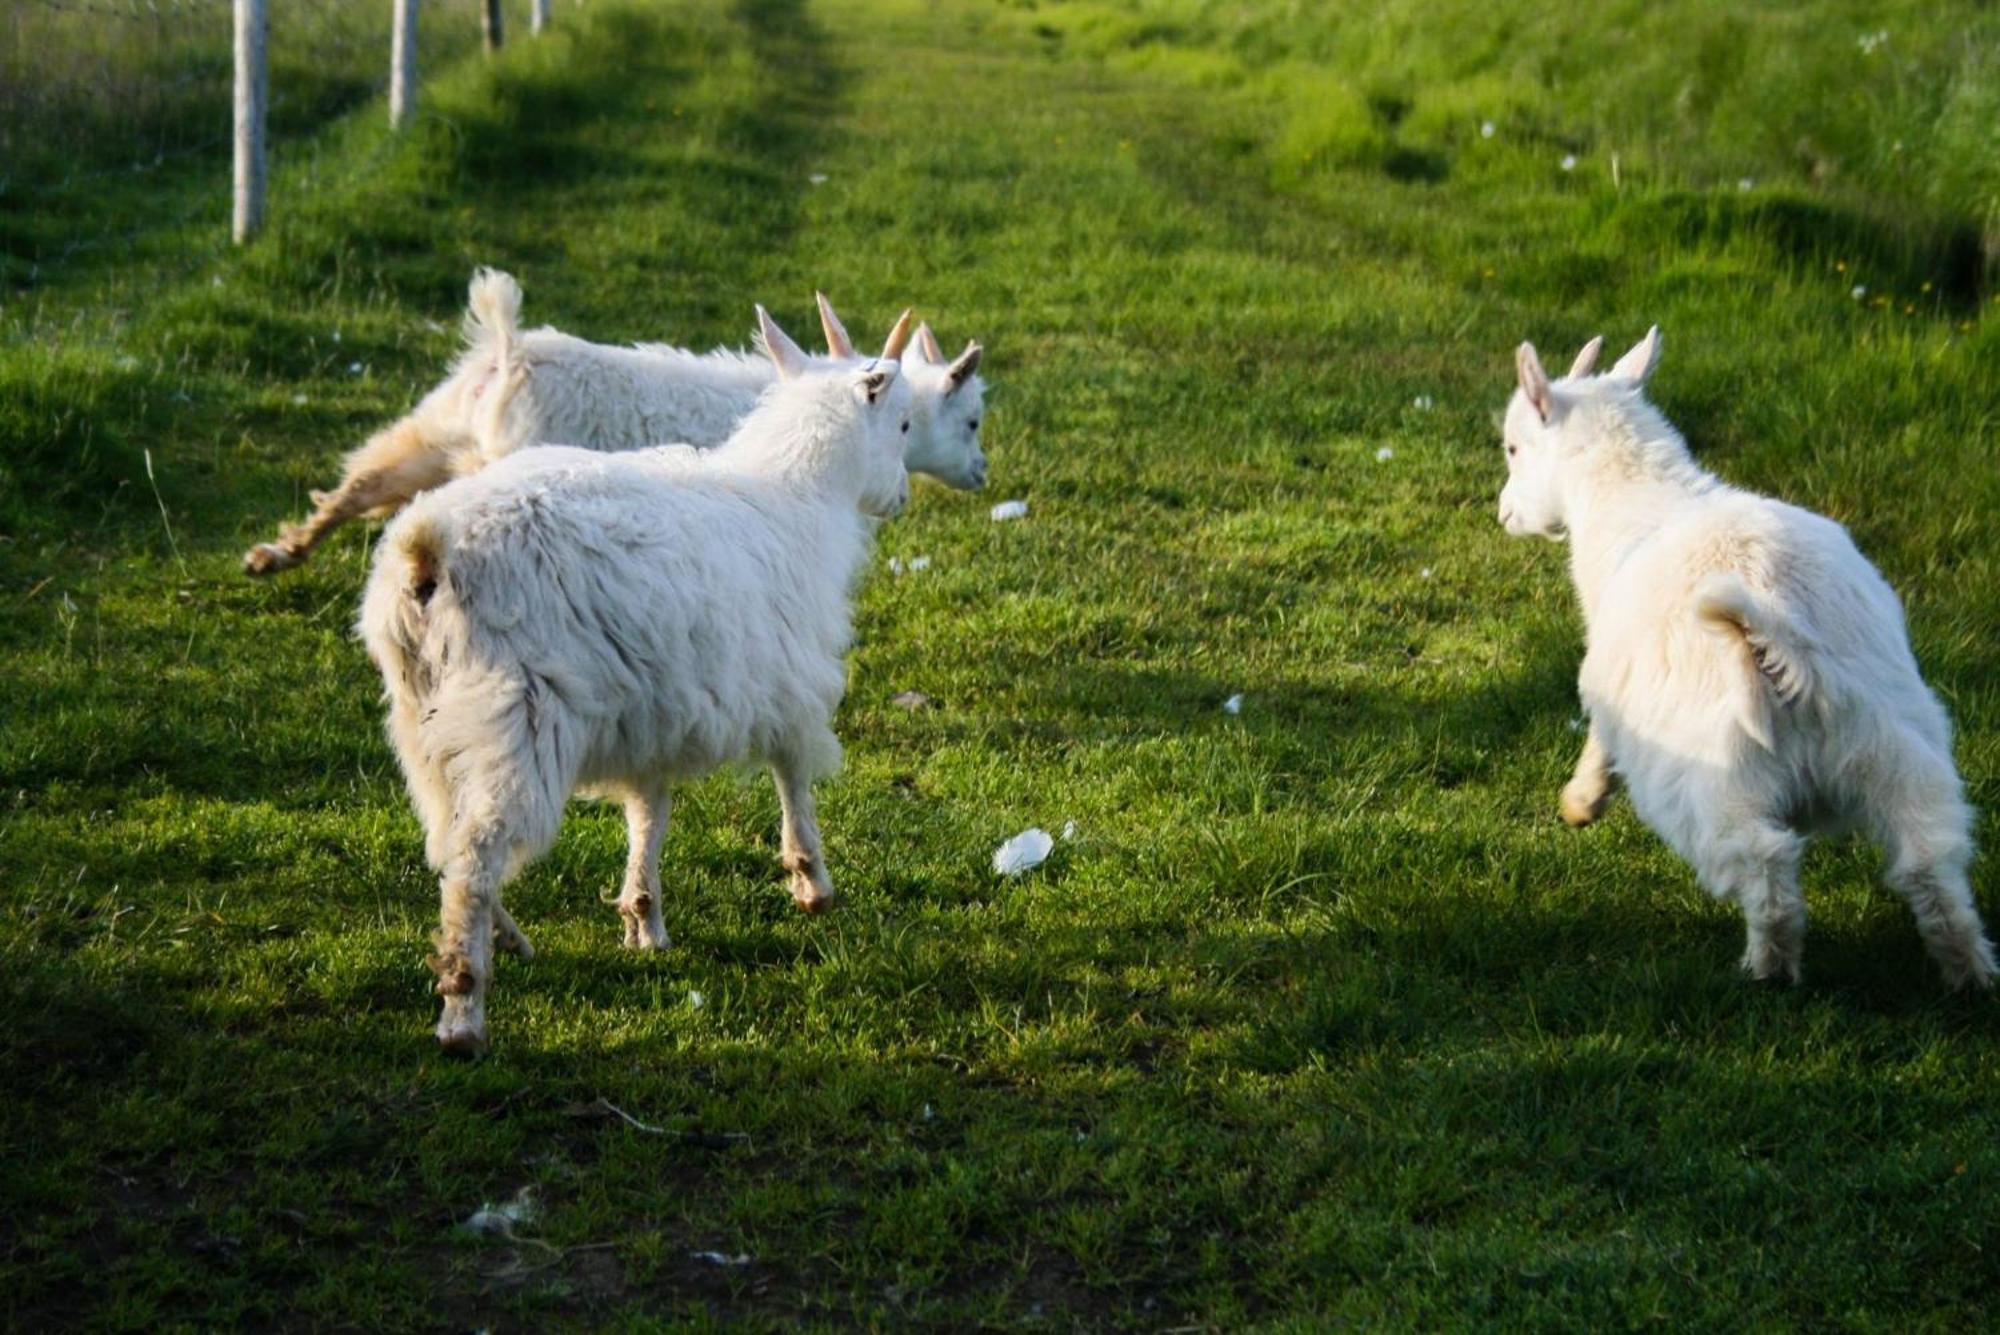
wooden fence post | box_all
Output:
[532,0,550,35]
[232,0,267,243]
[391,0,419,128]
[482,0,503,53]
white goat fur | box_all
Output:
[244,270,985,575]
[1499,327,1994,988]
[358,311,911,1053]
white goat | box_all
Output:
[1499,326,1994,988]
[358,308,911,1054]
[245,270,986,575]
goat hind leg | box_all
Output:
[243,418,456,576]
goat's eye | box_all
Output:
[1505,443,1518,458]
[900,420,910,433]
[968,419,979,432]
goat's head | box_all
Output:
[899,322,988,491]
[758,303,912,518]
[1498,326,1662,540]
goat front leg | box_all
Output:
[243,418,458,576]
[616,786,673,950]
[773,761,836,914]
[493,901,535,959]
[1559,721,1617,828]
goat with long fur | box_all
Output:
[358,308,912,1054]
[245,271,984,575]
[1499,326,1994,988]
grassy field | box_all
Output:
[6,0,2000,1325]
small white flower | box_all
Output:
[1061,820,1077,840]
[1412,394,1433,411]
[1737,177,1755,192]
[291,393,308,405]
[332,330,342,343]
[1560,154,1578,172]
[808,172,829,185]
[922,1103,935,1122]
[1852,285,1867,301]
[688,990,705,1009]
[1480,121,1496,139]
[1375,446,1395,462]
[348,361,363,375]
[909,555,931,572]
[990,499,1028,521]
[887,556,905,575]
[1222,694,1243,715]
[1419,567,1433,580]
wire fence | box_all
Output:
[1,0,558,283]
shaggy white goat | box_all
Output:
[1499,327,1994,988]
[358,308,911,1054]
[245,271,986,575]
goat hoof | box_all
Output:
[790,879,836,915]
[436,1023,489,1058]
[1558,784,1607,828]
[243,543,296,577]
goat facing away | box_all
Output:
[358,307,912,1054]
[246,271,985,575]
[1500,326,1995,989]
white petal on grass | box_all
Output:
[887,556,904,575]
[691,1251,753,1267]
[461,1186,538,1237]
[348,361,364,375]
[1738,178,1755,191]
[891,690,933,710]
[1375,446,1395,462]
[1480,121,1496,139]
[993,828,1054,876]
[688,990,705,1009]
[1420,567,1434,579]
[990,499,1028,521]
[808,172,829,184]
[291,393,308,406]
[1412,394,1433,411]
[1560,154,1578,172]
[1222,694,1243,715]
[909,555,931,572]
[1061,820,1077,840]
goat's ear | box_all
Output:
[757,305,809,381]
[815,292,855,359]
[881,308,914,361]
[913,322,946,365]
[1516,341,1554,423]
[1568,335,1604,379]
[854,359,900,406]
[946,341,982,392]
[1610,325,1662,385]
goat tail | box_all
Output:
[464,267,522,361]
[360,512,452,706]
[1695,572,1815,750]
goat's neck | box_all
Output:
[1562,437,1716,628]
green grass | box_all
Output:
[6,0,2000,1326]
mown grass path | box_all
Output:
[5,1,2000,1326]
